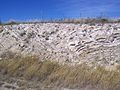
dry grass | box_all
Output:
[0,55,120,90]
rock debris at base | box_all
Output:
[0,23,120,67]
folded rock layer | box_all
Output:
[0,23,120,67]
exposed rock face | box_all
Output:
[0,23,120,66]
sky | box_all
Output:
[0,0,120,22]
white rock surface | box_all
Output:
[0,23,120,66]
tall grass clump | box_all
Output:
[0,55,120,90]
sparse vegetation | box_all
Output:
[0,55,120,90]
[0,19,2,25]
[1,17,120,25]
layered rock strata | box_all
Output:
[0,23,120,67]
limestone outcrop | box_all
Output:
[0,23,120,66]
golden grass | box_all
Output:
[0,55,120,90]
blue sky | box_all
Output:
[0,0,120,22]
